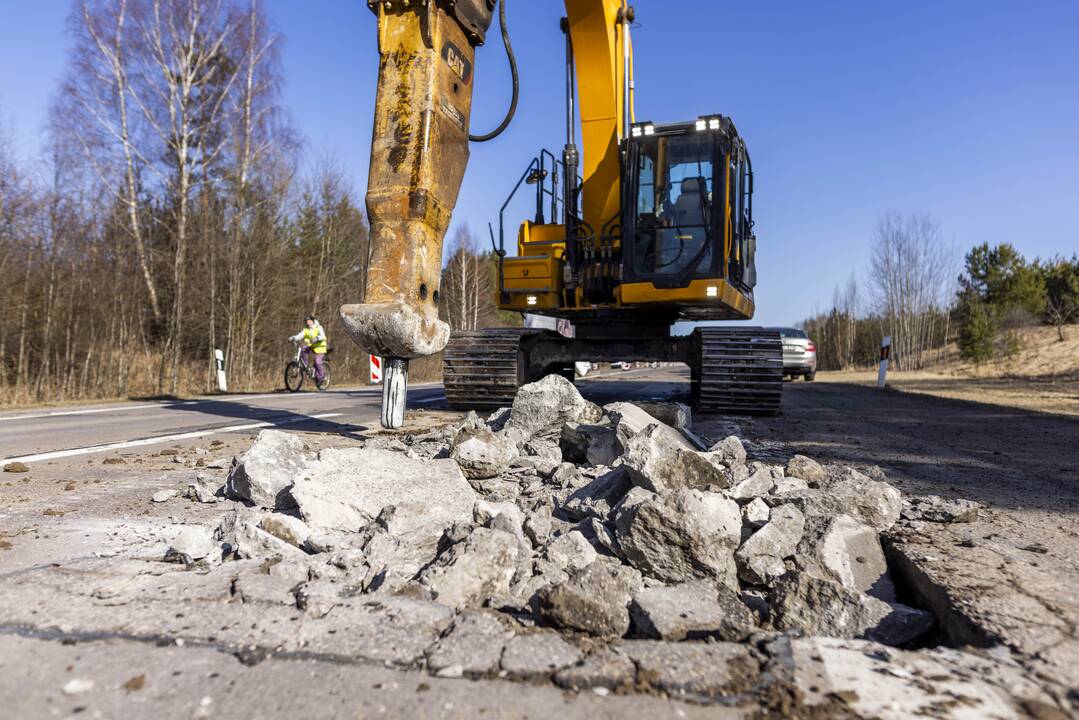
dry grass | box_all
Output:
[820,324,1079,416]
[0,349,413,410]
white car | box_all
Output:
[771,327,817,381]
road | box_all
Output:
[7,365,1076,510]
[0,368,680,463]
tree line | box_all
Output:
[0,0,512,405]
[801,212,1079,372]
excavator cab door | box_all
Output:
[622,122,725,290]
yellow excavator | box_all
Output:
[341,0,782,428]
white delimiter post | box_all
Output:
[877,336,892,388]
[214,349,227,392]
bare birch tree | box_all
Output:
[440,225,495,332]
[64,0,163,325]
[867,212,956,370]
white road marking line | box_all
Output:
[2,412,344,464]
[411,396,446,405]
[0,397,280,422]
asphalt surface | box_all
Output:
[0,368,681,463]
[9,365,1075,511]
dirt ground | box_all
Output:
[819,324,1079,417]
[742,378,1079,701]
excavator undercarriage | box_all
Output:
[443,326,782,415]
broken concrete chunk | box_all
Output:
[742,498,770,528]
[561,467,632,522]
[707,435,747,466]
[186,475,221,503]
[560,422,618,467]
[870,603,936,646]
[505,375,592,442]
[451,429,518,480]
[553,648,636,691]
[730,466,776,499]
[513,454,560,478]
[772,476,810,494]
[356,503,448,592]
[634,401,692,431]
[473,499,523,529]
[224,429,306,508]
[500,632,584,680]
[425,610,513,676]
[258,514,311,548]
[785,454,826,484]
[537,560,643,637]
[772,475,902,531]
[290,447,476,534]
[486,406,512,431]
[579,517,624,559]
[630,580,755,641]
[543,530,597,573]
[615,488,741,587]
[795,514,894,601]
[151,489,177,503]
[605,401,692,452]
[771,572,932,645]
[221,518,309,562]
[619,640,759,698]
[621,424,730,493]
[784,637,1033,718]
[735,504,805,584]
[903,494,981,523]
[419,527,519,609]
[164,525,215,564]
[523,439,563,466]
[522,504,553,546]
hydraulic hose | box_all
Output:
[469,0,518,142]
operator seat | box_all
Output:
[672,177,707,227]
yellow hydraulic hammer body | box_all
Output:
[341,2,486,360]
[341,1,495,427]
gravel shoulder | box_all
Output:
[742,380,1079,699]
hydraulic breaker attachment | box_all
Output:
[341,1,494,427]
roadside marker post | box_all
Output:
[369,355,383,384]
[877,336,891,388]
[215,349,227,392]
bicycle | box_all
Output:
[284,341,332,392]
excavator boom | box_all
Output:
[346,1,781,426]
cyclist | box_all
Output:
[289,315,328,384]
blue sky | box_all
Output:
[2,1,1077,326]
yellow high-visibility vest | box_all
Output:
[303,322,328,354]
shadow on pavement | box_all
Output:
[159,395,374,441]
[752,381,1079,514]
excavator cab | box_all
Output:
[623,116,756,295]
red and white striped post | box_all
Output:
[369,355,383,384]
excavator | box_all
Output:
[340,0,782,428]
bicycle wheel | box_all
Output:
[284,361,304,392]
[316,364,331,391]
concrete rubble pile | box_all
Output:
[141,374,1044,712]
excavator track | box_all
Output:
[443,329,533,410]
[694,327,783,415]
